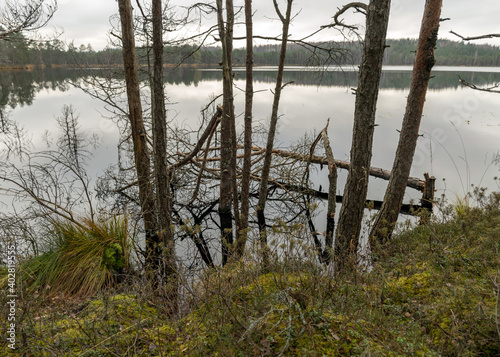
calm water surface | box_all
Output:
[2,66,499,208]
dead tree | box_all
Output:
[256,0,293,264]
[215,0,236,265]
[152,0,178,306]
[370,0,442,244]
[321,121,337,263]
[334,0,391,274]
[117,0,165,286]
[299,120,338,264]
[235,0,254,257]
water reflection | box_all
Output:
[2,65,499,267]
[2,66,499,201]
[0,68,74,110]
[184,66,500,90]
[3,66,500,108]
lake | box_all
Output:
[3,66,499,200]
[1,66,499,262]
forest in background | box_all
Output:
[1,36,500,68]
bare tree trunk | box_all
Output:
[227,0,241,251]
[216,0,235,265]
[334,0,391,274]
[152,0,178,307]
[236,0,253,257]
[370,0,442,244]
[117,0,158,273]
[321,123,337,264]
[256,0,293,263]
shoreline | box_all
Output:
[3,63,500,72]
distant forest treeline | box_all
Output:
[3,65,500,114]
[1,35,499,68]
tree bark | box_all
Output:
[256,0,293,264]
[236,0,254,257]
[321,123,337,264]
[117,0,158,273]
[152,0,178,307]
[334,0,391,274]
[216,0,235,265]
[370,0,442,244]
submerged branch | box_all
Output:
[458,75,500,94]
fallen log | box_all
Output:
[253,146,425,191]
[176,144,425,191]
[273,182,421,216]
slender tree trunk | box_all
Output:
[256,0,293,263]
[228,0,241,248]
[370,0,442,244]
[334,0,391,274]
[152,0,178,307]
[117,0,157,273]
[216,0,235,265]
[236,0,254,257]
[321,123,337,264]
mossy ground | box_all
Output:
[1,193,499,356]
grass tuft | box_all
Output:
[16,215,130,298]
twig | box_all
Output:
[458,75,500,94]
[321,2,368,30]
[450,30,500,41]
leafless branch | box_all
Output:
[321,2,368,31]
[458,75,500,94]
[0,0,57,40]
[450,30,500,41]
[169,105,222,171]
[186,116,220,206]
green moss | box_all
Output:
[387,268,432,302]
[235,272,310,301]
[102,243,125,271]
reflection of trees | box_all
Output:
[182,69,500,90]
[0,68,75,132]
[0,70,35,109]
[0,68,76,111]
[0,105,96,258]
[2,67,500,116]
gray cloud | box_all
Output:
[45,0,118,49]
[45,0,500,49]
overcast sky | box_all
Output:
[46,0,500,50]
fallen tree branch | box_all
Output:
[169,105,222,171]
[186,117,220,206]
[275,183,421,216]
[174,143,425,191]
[257,146,425,191]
